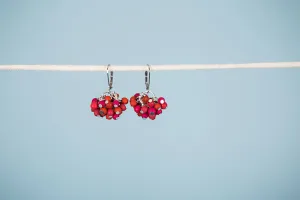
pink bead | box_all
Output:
[140,106,148,114]
[113,114,120,120]
[134,105,141,113]
[113,100,120,107]
[98,100,106,108]
[148,107,156,116]
[134,93,140,97]
[107,109,114,116]
[158,97,165,105]
[142,113,149,119]
[156,109,162,115]
[92,98,98,103]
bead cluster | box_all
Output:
[90,92,128,120]
[130,92,167,120]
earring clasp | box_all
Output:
[145,64,151,91]
[107,64,113,91]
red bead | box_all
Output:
[148,98,155,107]
[134,105,141,113]
[120,104,126,111]
[156,109,162,115]
[149,114,156,120]
[161,102,167,109]
[107,109,114,116]
[106,102,113,109]
[91,103,98,111]
[140,106,148,114]
[158,97,165,105]
[94,109,100,116]
[91,98,99,111]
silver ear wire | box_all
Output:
[145,64,151,91]
[107,64,113,91]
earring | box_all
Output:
[90,64,129,120]
[129,64,168,120]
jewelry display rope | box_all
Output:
[1,62,300,72]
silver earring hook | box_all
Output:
[145,64,151,91]
[107,64,113,91]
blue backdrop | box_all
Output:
[0,0,299,199]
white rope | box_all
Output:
[0,62,300,72]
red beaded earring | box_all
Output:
[90,65,128,120]
[130,64,168,120]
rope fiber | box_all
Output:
[0,62,300,72]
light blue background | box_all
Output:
[0,0,300,199]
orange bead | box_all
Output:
[104,96,111,102]
[106,115,112,120]
[130,99,137,107]
[154,103,161,110]
[142,96,149,104]
[100,107,107,115]
[106,102,113,109]
[130,96,136,102]
[114,107,122,115]
[122,97,128,104]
